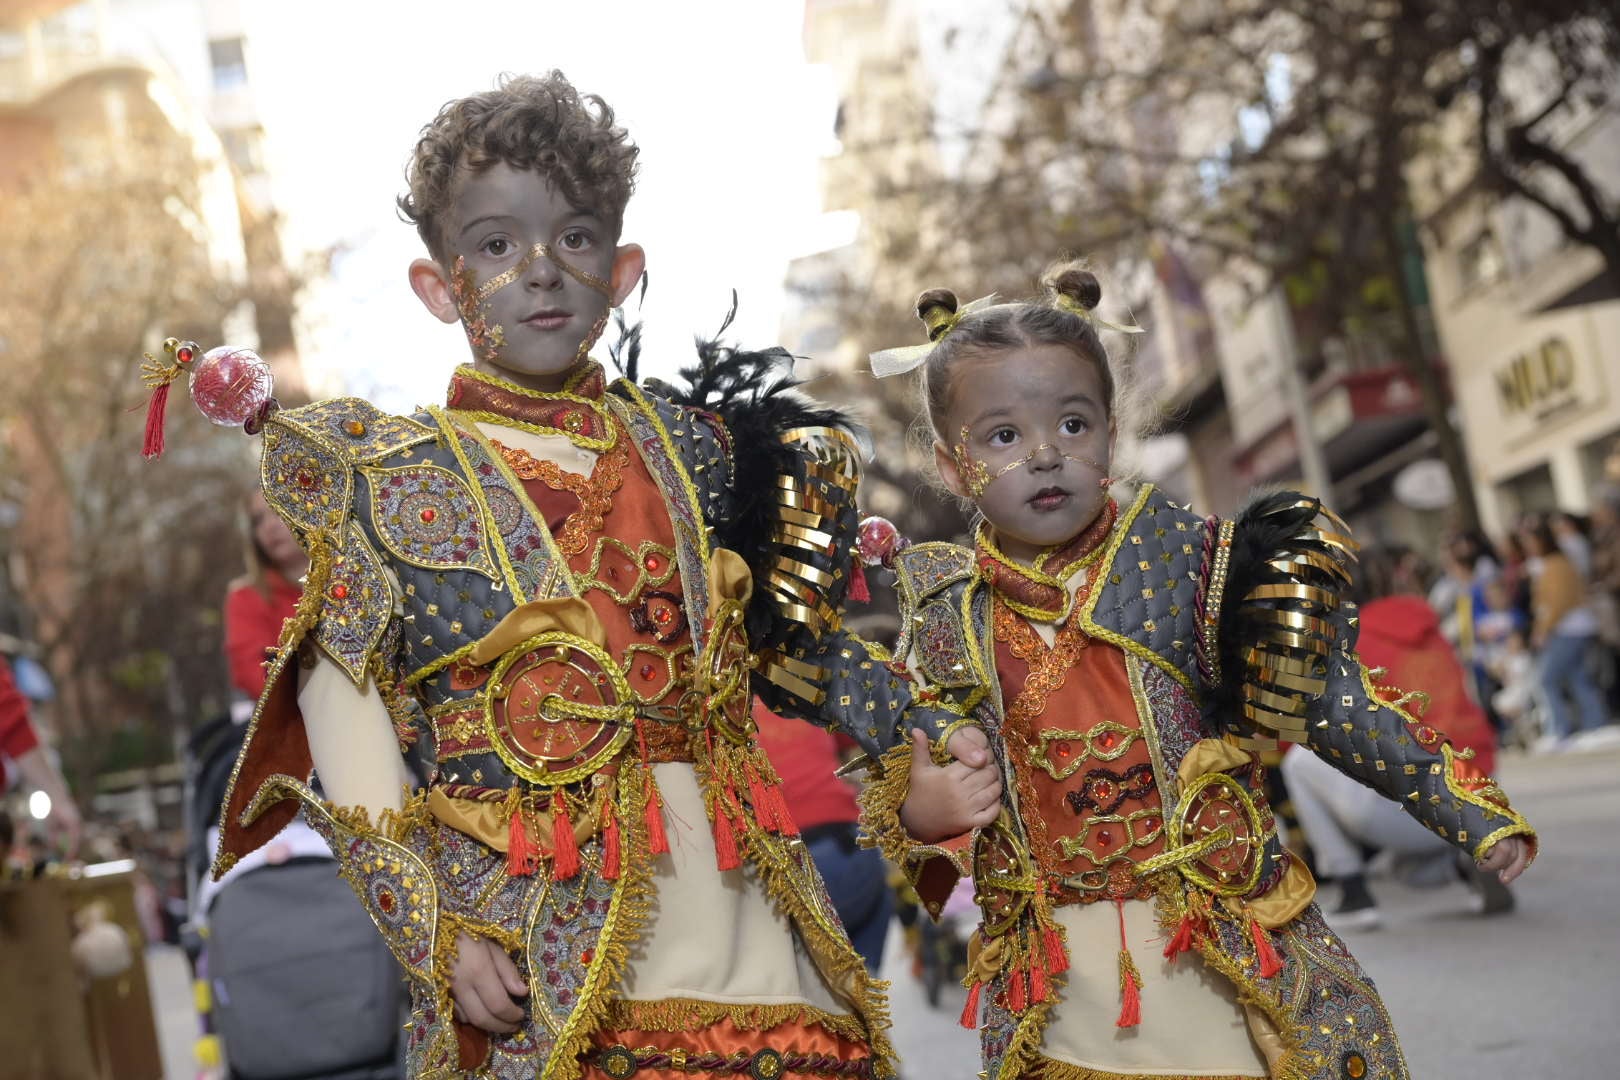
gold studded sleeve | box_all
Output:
[1211,491,1535,862]
[747,426,961,760]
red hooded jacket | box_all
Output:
[1355,594,1496,776]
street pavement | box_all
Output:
[149,744,1620,1078]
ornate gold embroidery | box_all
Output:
[994,598,1092,882]
[489,427,630,558]
[1032,722,1142,779]
[582,537,678,605]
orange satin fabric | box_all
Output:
[582,1017,869,1079]
[994,625,1167,899]
[514,415,696,763]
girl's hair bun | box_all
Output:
[915,287,961,342]
[1041,262,1102,312]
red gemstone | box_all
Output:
[645,555,662,572]
[580,947,594,966]
[1098,829,1113,845]
[639,664,655,680]
[420,508,437,524]
[330,584,349,600]
[296,471,316,488]
[176,346,194,364]
[1098,730,1118,749]
[1055,740,1072,759]
[653,608,671,625]
[377,889,395,913]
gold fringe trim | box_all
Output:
[1148,876,1320,1080]
[1026,1056,1265,1080]
[856,742,918,872]
[730,763,898,1079]
[601,998,871,1045]
[543,767,658,1080]
[991,990,1059,1080]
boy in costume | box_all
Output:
[180,73,974,1079]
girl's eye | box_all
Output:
[1060,416,1088,436]
[560,229,590,251]
[988,428,1017,447]
[482,237,512,258]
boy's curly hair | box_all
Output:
[399,71,640,259]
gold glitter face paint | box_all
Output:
[474,241,613,303]
[451,256,506,363]
[953,426,1107,501]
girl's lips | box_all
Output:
[1029,488,1070,511]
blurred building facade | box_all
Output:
[790,0,1456,551]
[1410,73,1620,537]
[0,0,297,791]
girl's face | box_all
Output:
[934,342,1114,563]
[248,492,304,575]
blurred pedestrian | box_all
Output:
[0,654,81,857]
[1282,548,1511,928]
[1522,520,1610,749]
[1552,511,1593,579]
[753,700,893,972]
[223,491,307,700]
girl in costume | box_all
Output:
[855,261,1535,1080]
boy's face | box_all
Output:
[417,162,641,389]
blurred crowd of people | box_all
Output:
[1421,487,1620,754]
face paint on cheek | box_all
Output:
[953,426,1111,500]
[465,242,616,366]
[451,256,505,362]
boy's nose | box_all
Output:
[526,250,565,289]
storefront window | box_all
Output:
[1496,462,1558,521]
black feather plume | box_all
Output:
[1206,488,1328,709]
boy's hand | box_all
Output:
[450,931,529,1033]
[1476,835,1532,884]
[899,727,1002,843]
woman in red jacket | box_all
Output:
[223,491,306,699]
[1281,546,1510,928]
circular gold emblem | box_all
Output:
[484,632,634,786]
[1166,771,1265,896]
[971,812,1037,938]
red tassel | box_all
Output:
[506,802,538,877]
[959,980,982,1029]
[766,783,799,837]
[1250,917,1283,978]
[1029,953,1049,1003]
[550,796,580,881]
[1116,953,1142,1028]
[744,762,773,832]
[1006,968,1027,1013]
[142,382,171,460]
[643,775,670,855]
[601,812,621,880]
[712,802,742,871]
[1042,923,1068,974]
[849,563,871,604]
[1164,913,1199,960]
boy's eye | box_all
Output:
[482,237,512,257]
[560,229,590,251]
[988,427,1016,447]
[1060,416,1088,436]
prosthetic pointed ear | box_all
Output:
[934,440,969,501]
[409,259,460,324]
[610,244,646,307]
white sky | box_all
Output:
[237,0,849,411]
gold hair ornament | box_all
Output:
[868,294,999,378]
[1051,292,1146,336]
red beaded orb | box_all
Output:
[188,345,274,427]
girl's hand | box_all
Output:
[1476,836,1532,884]
[450,931,529,1033]
[899,728,1002,842]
